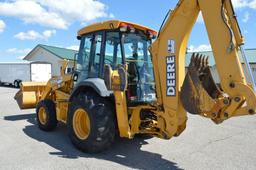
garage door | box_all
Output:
[31,63,52,82]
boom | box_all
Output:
[102,0,256,139]
[151,0,256,120]
[150,0,256,130]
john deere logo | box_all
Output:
[166,56,176,96]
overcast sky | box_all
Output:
[0,0,255,62]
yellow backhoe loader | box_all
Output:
[15,0,256,153]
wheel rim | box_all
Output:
[38,107,47,125]
[73,108,91,140]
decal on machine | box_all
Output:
[166,56,176,96]
[168,39,175,54]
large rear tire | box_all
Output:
[68,91,116,153]
[36,99,58,131]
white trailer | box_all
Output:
[0,62,52,88]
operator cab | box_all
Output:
[76,20,157,105]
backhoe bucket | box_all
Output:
[14,82,47,109]
[181,53,222,115]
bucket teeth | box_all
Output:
[189,53,209,77]
[181,53,222,115]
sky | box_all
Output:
[0,0,255,62]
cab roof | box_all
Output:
[77,20,157,38]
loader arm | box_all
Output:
[150,0,256,127]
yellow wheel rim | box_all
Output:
[73,108,91,140]
[38,107,47,125]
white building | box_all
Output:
[24,44,77,76]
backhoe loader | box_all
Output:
[15,0,256,153]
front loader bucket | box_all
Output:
[181,53,222,115]
[14,82,47,109]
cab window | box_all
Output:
[76,34,93,80]
[89,33,103,77]
[104,32,122,69]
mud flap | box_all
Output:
[181,53,222,115]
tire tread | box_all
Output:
[68,91,116,153]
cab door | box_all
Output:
[76,34,93,82]
[88,32,104,78]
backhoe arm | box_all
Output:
[150,0,256,130]
[103,0,256,139]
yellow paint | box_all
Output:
[38,107,47,125]
[15,61,74,124]
[72,108,91,140]
[129,107,142,134]
[55,90,70,123]
[147,0,256,138]
[78,20,157,38]
[114,91,132,138]
[15,0,256,142]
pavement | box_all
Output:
[0,86,256,170]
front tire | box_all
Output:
[36,99,58,131]
[68,91,116,153]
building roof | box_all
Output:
[40,44,77,60]
[185,49,256,67]
[24,44,78,61]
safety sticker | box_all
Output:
[168,39,175,54]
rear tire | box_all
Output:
[36,99,58,131]
[68,91,116,153]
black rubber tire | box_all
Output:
[67,91,116,153]
[13,80,19,88]
[18,81,22,88]
[136,133,154,139]
[36,99,58,131]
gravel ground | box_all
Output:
[0,86,256,170]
